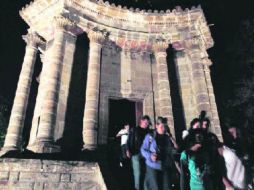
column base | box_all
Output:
[26,141,61,154]
[0,146,21,157]
[82,144,97,151]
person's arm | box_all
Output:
[180,152,189,190]
[116,129,125,137]
[141,134,153,161]
[217,147,234,190]
[222,177,234,190]
[126,128,133,158]
[170,136,179,150]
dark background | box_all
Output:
[1,0,254,143]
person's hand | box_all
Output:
[151,153,157,162]
[126,150,131,158]
[190,144,202,151]
[225,187,234,190]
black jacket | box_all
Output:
[127,126,150,155]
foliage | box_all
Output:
[224,18,254,142]
[0,96,11,148]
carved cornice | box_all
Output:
[22,32,44,48]
[19,0,214,50]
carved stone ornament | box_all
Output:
[53,15,75,31]
[202,57,213,66]
[22,33,44,47]
[153,38,169,52]
[88,29,107,44]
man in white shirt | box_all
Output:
[116,123,130,167]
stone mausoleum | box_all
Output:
[2,0,222,154]
[0,0,222,188]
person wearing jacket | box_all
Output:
[141,117,175,190]
[126,115,151,190]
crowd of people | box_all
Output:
[115,112,251,190]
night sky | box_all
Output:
[0,0,253,121]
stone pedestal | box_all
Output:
[82,30,105,150]
[153,40,174,136]
[1,33,42,156]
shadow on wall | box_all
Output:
[167,46,186,143]
[59,33,89,156]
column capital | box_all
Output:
[22,33,44,48]
[88,30,107,45]
[153,38,168,53]
[53,15,76,31]
[184,36,203,50]
[202,57,213,67]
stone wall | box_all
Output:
[98,46,156,143]
[0,158,106,190]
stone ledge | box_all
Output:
[0,158,107,190]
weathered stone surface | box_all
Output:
[0,159,107,190]
[0,171,9,181]
[2,0,223,161]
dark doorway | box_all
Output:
[108,99,136,139]
[107,98,137,190]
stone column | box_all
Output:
[27,49,48,146]
[28,16,75,153]
[203,58,223,140]
[153,40,175,137]
[174,50,196,128]
[1,32,42,155]
[186,48,212,118]
[82,30,105,150]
